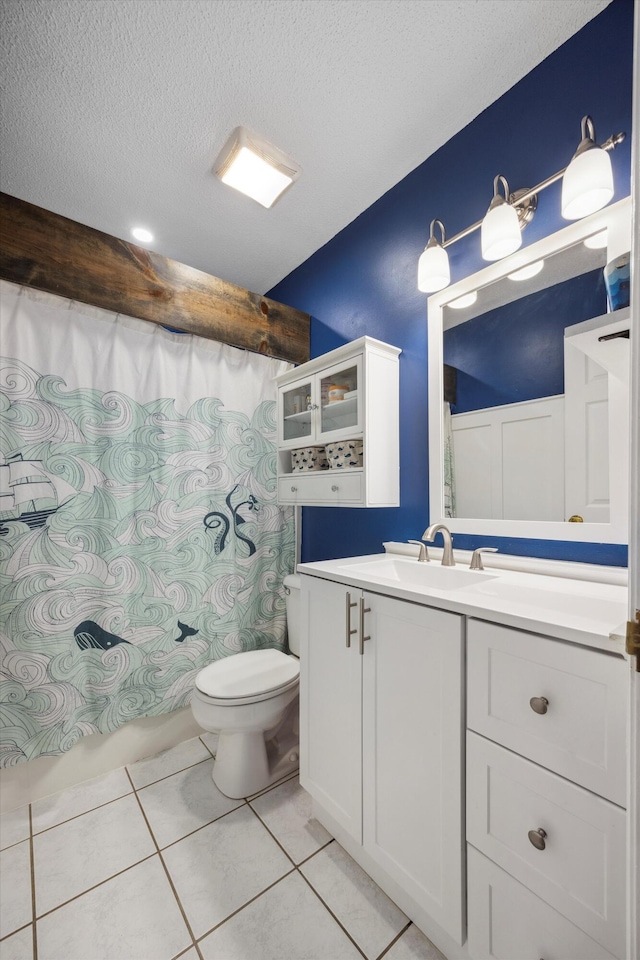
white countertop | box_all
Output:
[297,552,629,655]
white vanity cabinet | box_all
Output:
[275,336,400,506]
[466,619,628,960]
[299,574,466,944]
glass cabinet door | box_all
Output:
[319,360,360,439]
[282,380,313,444]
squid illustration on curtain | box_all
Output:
[0,282,295,766]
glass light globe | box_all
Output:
[561,147,613,220]
[418,242,450,292]
[481,200,522,261]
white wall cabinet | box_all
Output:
[275,336,400,506]
[300,575,465,945]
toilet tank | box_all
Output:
[283,574,301,656]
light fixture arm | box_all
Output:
[439,128,625,250]
[427,218,446,248]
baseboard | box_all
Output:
[0,706,202,812]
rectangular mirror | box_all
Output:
[428,197,631,543]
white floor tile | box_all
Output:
[199,871,362,960]
[128,736,211,789]
[384,923,447,960]
[250,777,331,863]
[162,804,292,939]
[33,793,155,916]
[0,924,34,960]
[0,805,30,850]
[301,842,409,959]
[31,767,132,834]
[36,856,192,960]
[137,758,243,848]
[0,841,32,939]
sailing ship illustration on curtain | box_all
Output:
[0,453,77,535]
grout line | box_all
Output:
[131,755,214,792]
[28,804,37,960]
[245,802,297,867]
[295,836,334,867]
[30,789,134,838]
[198,735,216,759]
[296,868,369,960]
[375,920,412,960]
[125,767,201,959]
[194,867,297,945]
[157,800,248,853]
[245,768,299,802]
[33,852,158,921]
[0,922,31,944]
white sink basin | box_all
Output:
[341,557,498,592]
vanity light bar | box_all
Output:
[418,118,625,293]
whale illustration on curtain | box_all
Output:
[0,282,295,767]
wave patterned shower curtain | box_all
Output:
[0,281,294,767]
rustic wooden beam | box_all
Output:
[0,192,310,365]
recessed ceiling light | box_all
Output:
[584,229,608,249]
[131,227,154,243]
[449,292,478,309]
[214,126,301,208]
[508,260,544,281]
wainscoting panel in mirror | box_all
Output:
[428,197,631,544]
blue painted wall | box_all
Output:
[268,0,633,566]
[444,269,606,414]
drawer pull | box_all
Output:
[290,485,297,492]
[528,827,547,850]
[529,696,549,715]
[331,485,339,492]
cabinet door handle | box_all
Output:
[358,597,371,655]
[345,592,357,648]
[530,696,549,715]
[528,827,547,850]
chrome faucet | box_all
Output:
[408,540,430,562]
[422,523,455,566]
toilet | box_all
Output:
[191,574,301,799]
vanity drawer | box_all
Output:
[467,732,626,957]
[466,619,626,805]
[278,471,362,504]
[467,846,618,960]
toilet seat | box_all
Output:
[195,649,299,706]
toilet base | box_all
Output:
[211,701,299,799]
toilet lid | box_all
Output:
[195,649,299,699]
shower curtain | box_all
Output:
[0,281,294,767]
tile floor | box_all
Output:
[0,735,446,960]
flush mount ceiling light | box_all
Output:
[508,260,544,282]
[417,115,624,293]
[131,227,154,243]
[417,219,450,292]
[214,126,301,208]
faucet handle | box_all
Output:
[408,540,430,562]
[469,547,498,571]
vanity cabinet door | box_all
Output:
[299,576,363,843]
[362,594,465,945]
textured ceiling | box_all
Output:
[0,0,610,295]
